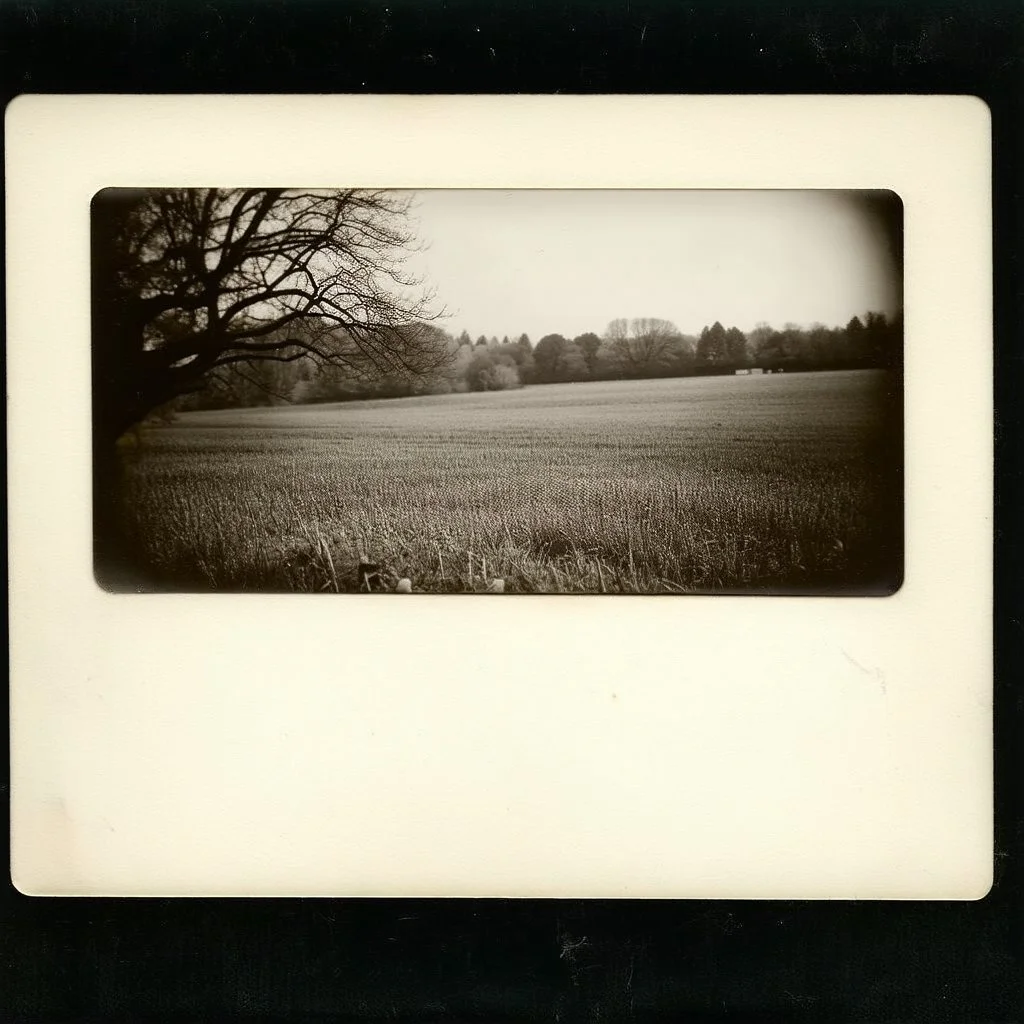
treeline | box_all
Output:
[176,313,900,411]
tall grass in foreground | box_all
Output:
[108,372,901,594]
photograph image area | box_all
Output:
[92,188,903,595]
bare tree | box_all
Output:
[92,188,447,446]
[91,187,450,580]
[601,318,684,376]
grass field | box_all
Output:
[108,370,902,594]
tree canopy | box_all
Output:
[601,318,688,377]
[533,334,588,382]
[92,187,447,442]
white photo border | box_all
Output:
[7,95,992,898]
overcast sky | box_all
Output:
[403,190,901,343]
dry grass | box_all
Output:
[110,371,901,594]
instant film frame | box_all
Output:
[7,95,992,898]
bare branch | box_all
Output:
[94,187,449,434]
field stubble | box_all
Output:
[111,372,901,594]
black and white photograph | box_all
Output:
[11,92,992,902]
[93,187,903,595]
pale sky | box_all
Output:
[402,190,901,342]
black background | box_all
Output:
[2,1,1022,1020]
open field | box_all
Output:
[108,371,902,594]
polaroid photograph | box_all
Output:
[7,95,992,897]
[91,186,902,598]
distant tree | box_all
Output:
[747,322,775,359]
[181,355,298,410]
[496,340,536,383]
[443,340,476,390]
[696,321,729,366]
[457,329,472,348]
[667,334,698,375]
[167,321,461,410]
[560,342,589,381]
[533,334,588,382]
[753,329,781,365]
[475,335,489,348]
[845,315,868,364]
[599,318,681,377]
[465,352,522,391]
[724,327,749,366]
[288,373,327,406]
[596,319,693,379]
[683,314,899,373]
[488,362,522,390]
[573,332,604,374]
[781,323,809,365]
[605,318,630,347]
[632,318,683,375]
[880,311,903,369]
[516,333,532,351]
[593,341,621,379]
[532,334,565,380]
[863,311,899,367]
[806,323,842,366]
[753,322,810,368]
